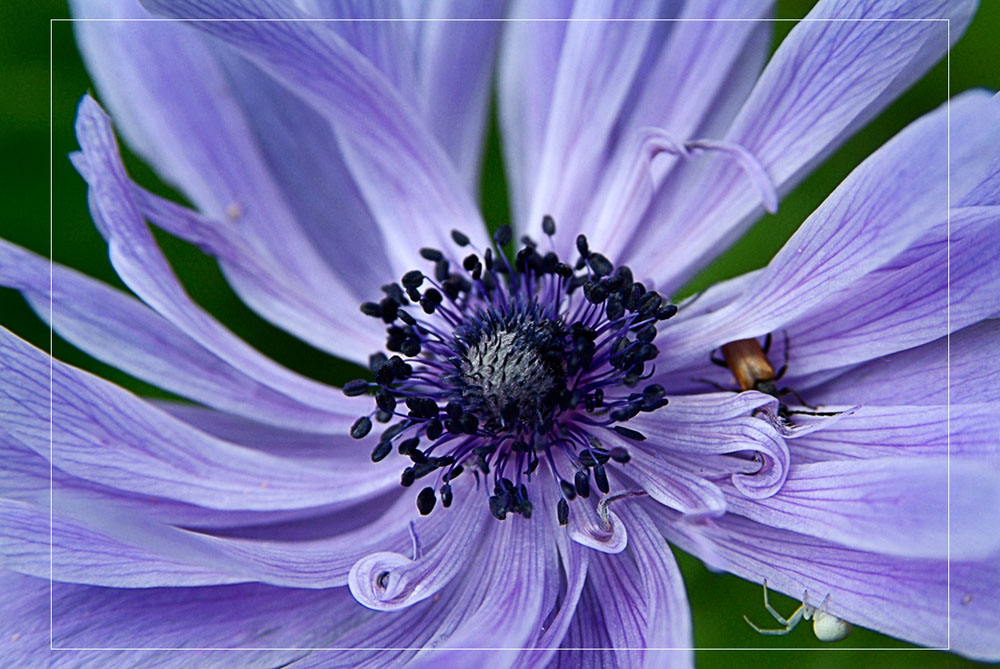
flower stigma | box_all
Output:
[345,218,678,525]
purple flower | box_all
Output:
[2,0,999,666]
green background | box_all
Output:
[1,0,996,665]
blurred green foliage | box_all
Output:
[0,0,995,665]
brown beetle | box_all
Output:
[718,336,782,396]
[710,333,836,419]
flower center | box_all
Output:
[452,309,567,431]
[345,218,676,525]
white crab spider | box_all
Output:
[743,579,853,642]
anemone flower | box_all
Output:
[2,0,999,667]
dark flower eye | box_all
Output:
[350,222,675,522]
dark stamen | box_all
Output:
[351,416,372,439]
[542,215,556,236]
[417,487,437,515]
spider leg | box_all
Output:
[762,580,793,626]
[813,592,832,619]
[744,579,805,636]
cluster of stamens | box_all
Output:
[345,217,676,525]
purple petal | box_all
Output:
[1,570,365,663]
[553,578,616,667]
[1,428,379,531]
[622,444,727,517]
[2,497,246,587]
[134,184,384,359]
[17,566,482,665]
[790,404,998,463]
[621,0,773,144]
[628,397,791,500]
[632,0,976,290]
[144,0,488,276]
[655,92,988,363]
[734,0,973,186]
[409,511,563,662]
[585,504,693,662]
[294,0,503,195]
[0,328,396,510]
[156,402,361,460]
[777,205,1000,377]
[297,0,420,98]
[405,1,503,194]
[585,1,776,255]
[723,457,1000,559]
[516,2,662,253]
[810,319,1000,405]
[566,493,629,554]
[498,0,573,233]
[0,240,355,432]
[348,494,489,611]
[74,96,364,399]
[960,149,1000,206]
[690,13,773,140]
[2,430,453,590]
[184,489,453,589]
[71,2,386,335]
[656,508,1000,660]
[515,478,590,667]
[201,50,399,303]
[638,388,774,420]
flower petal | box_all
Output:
[404,1,503,193]
[517,1,662,252]
[188,51,399,304]
[13,566,483,665]
[629,397,791,500]
[0,240,354,432]
[584,503,693,665]
[144,0,488,275]
[959,145,1000,206]
[0,327,396,510]
[134,183,384,359]
[723,457,1000,559]
[731,0,974,189]
[74,96,363,399]
[622,444,727,517]
[71,1,385,338]
[777,205,1000,377]
[1,425,384,532]
[293,0,502,193]
[810,319,1000,405]
[566,496,629,554]
[497,0,573,233]
[553,577,616,667]
[2,497,246,587]
[3,430,457,591]
[585,0,775,255]
[632,0,977,290]
[408,511,561,665]
[348,491,489,611]
[656,91,991,363]
[656,508,1000,661]
[790,403,999,463]
[514,479,591,668]
[1,570,364,663]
